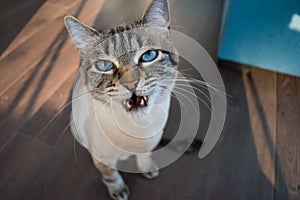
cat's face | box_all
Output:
[65,0,178,113]
[83,28,178,113]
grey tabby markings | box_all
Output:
[65,0,178,199]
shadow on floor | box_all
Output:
[0,0,46,55]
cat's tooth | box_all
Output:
[140,98,145,106]
[144,96,148,102]
[126,102,131,109]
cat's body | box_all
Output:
[65,0,177,199]
[70,68,171,159]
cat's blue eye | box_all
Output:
[95,60,115,72]
[140,50,158,63]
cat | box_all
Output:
[64,0,178,199]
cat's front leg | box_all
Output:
[92,156,129,200]
[136,153,159,179]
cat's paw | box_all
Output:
[142,168,159,179]
[109,185,130,200]
[137,155,159,179]
[141,162,159,179]
[102,178,130,200]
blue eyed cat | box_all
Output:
[64,0,178,199]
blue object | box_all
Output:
[140,50,158,62]
[96,60,115,72]
[218,0,300,76]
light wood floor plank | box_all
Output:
[0,0,105,148]
[0,0,81,59]
[276,73,300,200]
[243,67,277,199]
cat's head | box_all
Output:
[65,0,178,113]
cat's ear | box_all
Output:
[64,16,100,51]
[142,0,170,27]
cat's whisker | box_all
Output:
[74,138,79,163]
[92,90,110,106]
[170,88,201,116]
[174,83,211,104]
[174,82,233,112]
[70,106,95,163]
[171,89,198,114]
[176,67,196,73]
[54,122,71,147]
[186,81,229,105]
[164,76,225,88]
[174,80,229,109]
[34,92,92,140]
[183,79,227,97]
[71,97,110,163]
[157,83,198,113]
[156,85,188,112]
[173,84,217,116]
[170,93,188,112]
[171,86,217,122]
[163,77,230,101]
[159,81,217,122]
[169,24,188,30]
[166,77,227,92]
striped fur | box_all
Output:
[65,0,177,199]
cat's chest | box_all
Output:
[72,99,166,155]
[71,83,170,153]
[96,100,168,131]
[69,71,174,162]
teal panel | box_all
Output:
[219,0,300,76]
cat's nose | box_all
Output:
[119,67,140,91]
[123,80,138,91]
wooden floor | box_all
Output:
[0,0,300,199]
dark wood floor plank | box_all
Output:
[297,77,300,199]
[276,73,300,200]
[189,69,275,200]
[123,155,203,200]
[0,134,55,200]
[32,131,109,200]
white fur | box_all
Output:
[70,70,172,168]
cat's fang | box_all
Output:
[124,95,149,111]
[126,102,132,109]
[140,98,145,106]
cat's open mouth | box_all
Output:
[124,93,148,111]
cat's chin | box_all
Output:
[125,106,149,115]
